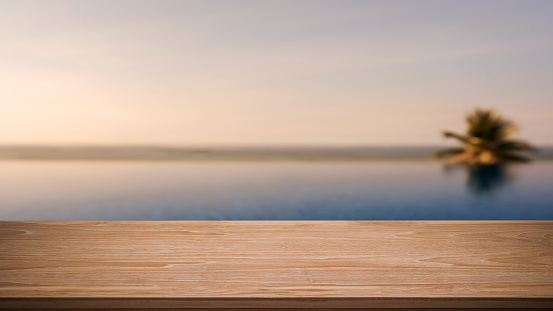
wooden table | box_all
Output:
[1,221,552,310]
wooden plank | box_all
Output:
[1,221,552,309]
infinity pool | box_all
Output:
[1,161,552,220]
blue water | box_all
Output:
[1,161,552,220]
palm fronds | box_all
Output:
[433,147,465,159]
[465,108,516,141]
[435,108,535,165]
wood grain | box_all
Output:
[1,221,552,309]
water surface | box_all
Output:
[1,161,551,220]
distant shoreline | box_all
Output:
[0,146,551,161]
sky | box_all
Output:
[1,0,552,146]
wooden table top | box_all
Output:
[1,221,552,309]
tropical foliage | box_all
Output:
[434,108,536,165]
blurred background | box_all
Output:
[1,0,552,220]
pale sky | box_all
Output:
[1,0,552,146]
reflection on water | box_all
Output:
[444,164,514,195]
[466,165,512,195]
[0,161,552,220]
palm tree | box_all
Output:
[434,108,536,165]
